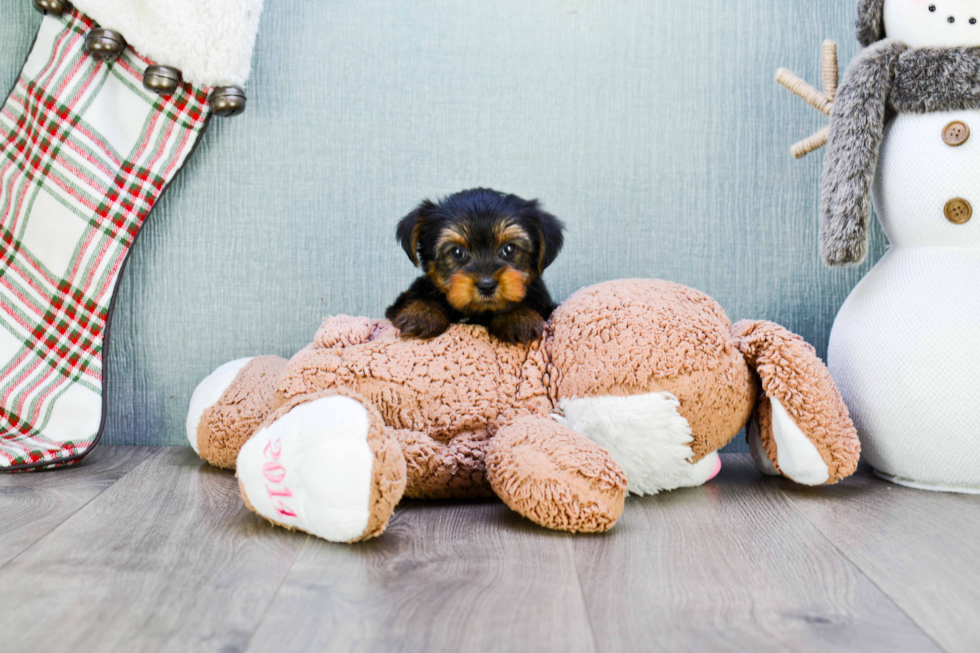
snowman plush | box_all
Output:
[817,0,980,492]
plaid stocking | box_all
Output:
[1,7,229,470]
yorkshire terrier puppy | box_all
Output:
[386,188,565,344]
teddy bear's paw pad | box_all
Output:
[186,357,255,454]
[769,398,830,486]
[236,396,376,542]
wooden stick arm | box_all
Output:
[776,40,838,158]
[822,40,838,102]
[791,125,830,159]
[775,68,832,116]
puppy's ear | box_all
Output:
[525,202,565,273]
[396,199,436,267]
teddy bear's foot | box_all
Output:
[187,355,288,469]
[187,357,255,455]
[486,416,628,533]
[236,390,406,543]
[733,320,860,485]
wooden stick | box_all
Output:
[775,68,831,115]
[791,125,830,159]
[822,40,838,103]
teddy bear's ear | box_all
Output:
[857,0,885,47]
[523,201,565,273]
[396,199,437,267]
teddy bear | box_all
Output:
[186,279,859,542]
[780,0,980,493]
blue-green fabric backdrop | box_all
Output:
[0,0,884,449]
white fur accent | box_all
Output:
[884,0,980,49]
[556,392,715,495]
[746,416,779,477]
[185,357,253,454]
[237,396,374,543]
[72,0,264,86]
[770,398,830,486]
[688,451,721,487]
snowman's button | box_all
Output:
[942,121,970,147]
[944,198,972,224]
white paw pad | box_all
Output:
[236,396,375,542]
[768,398,830,486]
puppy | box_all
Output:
[385,188,564,344]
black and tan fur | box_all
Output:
[386,188,564,344]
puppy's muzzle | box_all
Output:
[476,278,498,297]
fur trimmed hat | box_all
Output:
[857,0,886,47]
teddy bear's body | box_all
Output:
[188,280,859,542]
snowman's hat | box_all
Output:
[857,0,886,47]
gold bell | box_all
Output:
[209,87,247,117]
[84,28,126,62]
[143,65,182,96]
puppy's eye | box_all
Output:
[450,246,467,261]
[500,243,517,259]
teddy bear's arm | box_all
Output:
[485,417,627,533]
[315,315,391,349]
[820,40,904,266]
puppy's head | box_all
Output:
[396,188,564,314]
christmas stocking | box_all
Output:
[0,0,263,470]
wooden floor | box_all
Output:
[1,448,978,653]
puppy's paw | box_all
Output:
[392,301,450,339]
[490,307,545,344]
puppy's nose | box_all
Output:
[476,278,497,296]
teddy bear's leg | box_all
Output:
[732,320,860,485]
[387,428,496,499]
[187,356,288,469]
[485,416,628,533]
[236,389,407,543]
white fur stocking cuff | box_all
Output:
[71,0,264,86]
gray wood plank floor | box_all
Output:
[0,448,976,653]
[0,446,155,568]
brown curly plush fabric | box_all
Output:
[194,279,859,537]
[277,320,552,443]
[487,417,627,533]
[550,280,756,461]
[732,320,860,483]
[391,428,495,499]
[198,356,287,469]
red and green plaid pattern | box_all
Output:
[0,8,211,469]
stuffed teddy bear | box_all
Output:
[782,0,980,493]
[186,280,859,542]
